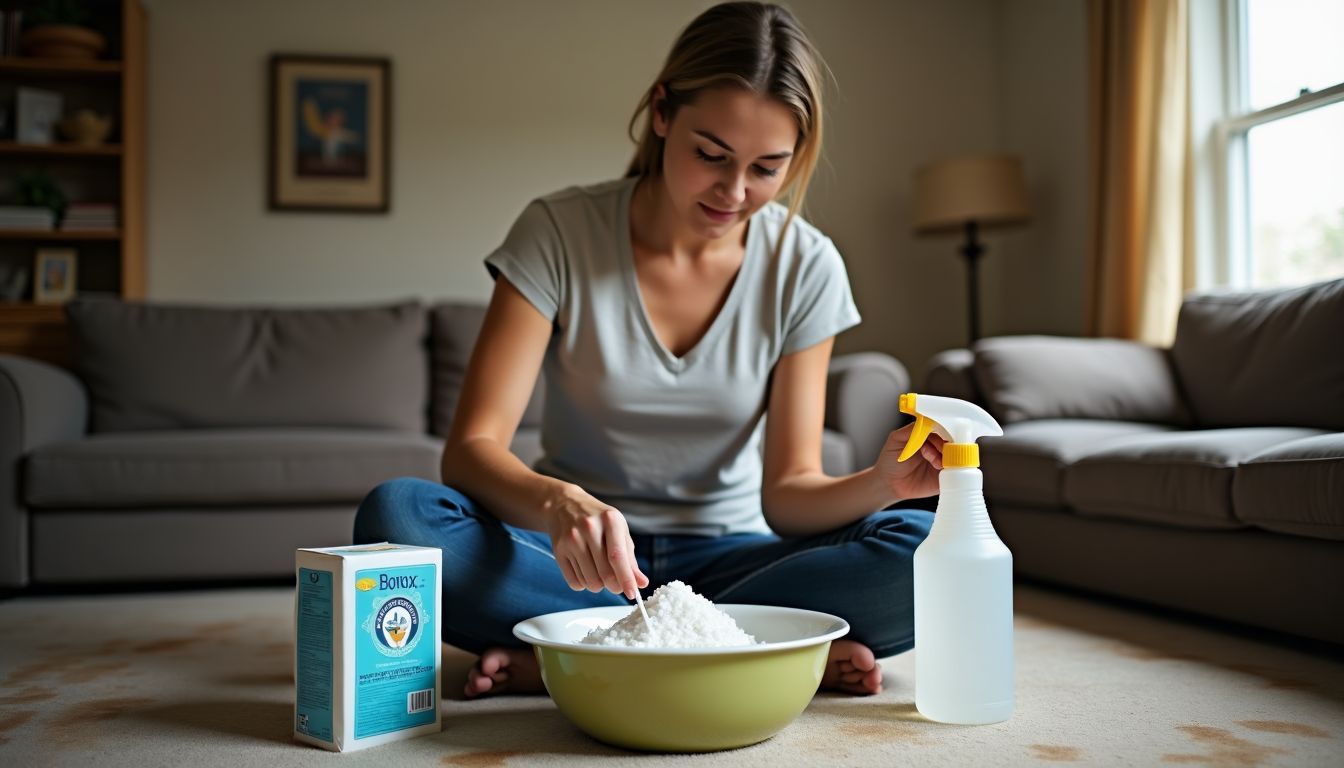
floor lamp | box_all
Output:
[912,155,1031,345]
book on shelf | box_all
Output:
[0,206,57,230]
[60,202,120,231]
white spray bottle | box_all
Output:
[897,392,1012,725]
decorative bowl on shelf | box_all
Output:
[20,24,107,60]
[57,110,113,146]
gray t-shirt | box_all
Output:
[484,177,861,535]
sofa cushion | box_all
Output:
[1233,433,1344,542]
[25,429,442,509]
[66,299,429,433]
[1062,428,1326,530]
[429,302,545,437]
[971,336,1191,426]
[1170,278,1344,430]
[982,420,1178,507]
[923,348,980,404]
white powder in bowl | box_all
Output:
[579,580,758,648]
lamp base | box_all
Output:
[960,220,984,345]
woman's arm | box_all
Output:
[760,338,944,537]
[442,277,561,528]
[442,278,648,598]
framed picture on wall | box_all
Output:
[33,248,77,304]
[269,54,391,212]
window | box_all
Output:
[1218,0,1344,289]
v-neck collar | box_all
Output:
[618,178,758,375]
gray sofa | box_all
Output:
[0,299,910,589]
[924,278,1344,645]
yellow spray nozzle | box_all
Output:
[897,416,933,462]
[899,392,917,416]
[895,391,1003,467]
[897,393,933,463]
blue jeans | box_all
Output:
[353,478,933,658]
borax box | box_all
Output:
[294,543,442,752]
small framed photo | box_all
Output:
[16,87,64,145]
[34,248,77,304]
[269,54,391,212]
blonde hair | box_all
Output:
[625,2,828,238]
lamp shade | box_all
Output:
[912,154,1030,235]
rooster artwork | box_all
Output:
[293,79,368,179]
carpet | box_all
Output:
[0,583,1339,767]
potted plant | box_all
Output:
[20,0,107,60]
[18,170,68,224]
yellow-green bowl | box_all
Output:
[513,604,849,752]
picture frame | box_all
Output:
[33,248,77,304]
[269,54,391,213]
[16,87,63,145]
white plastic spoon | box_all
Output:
[633,588,659,645]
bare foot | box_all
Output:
[820,639,882,695]
[463,646,545,699]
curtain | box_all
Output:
[1087,0,1194,343]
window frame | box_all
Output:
[1210,0,1344,288]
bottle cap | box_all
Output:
[942,443,979,468]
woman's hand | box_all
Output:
[873,422,946,502]
[543,484,650,599]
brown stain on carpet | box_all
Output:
[194,620,245,635]
[1029,744,1083,761]
[5,655,79,686]
[0,686,57,705]
[1162,724,1291,766]
[44,697,155,747]
[0,709,38,743]
[1236,720,1332,738]
[96,638,130,653]
[835,719,927,743]
[1222,664,1312,691]
[1108,644,1196,662]
[441,750,523,767]
[133,637,201,654]
[6,650,132,687]
[223,672,293,687]
[58,660,131,684]
[3,637,136,687]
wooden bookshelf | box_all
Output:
[0,140,123,157]
[0,0,145,367]
[0,229,121,240]
[0,57,123,77]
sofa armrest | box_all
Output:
[923,348,981,403]
[969,335,1193,426]
[0,354,89,588]
[825,352,911,470]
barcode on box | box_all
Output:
[408,688,434,714]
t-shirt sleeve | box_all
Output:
[483,200,565,320]
[781,237,863,355]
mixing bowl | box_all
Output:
[513,604,849,752]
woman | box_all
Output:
[354,1,944,699]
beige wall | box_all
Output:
[145,0,1087,381]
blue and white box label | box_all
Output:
[294,543,442,752]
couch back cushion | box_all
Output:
[971,335,1192,426]
[429,302,544,438]
[1171,278,1344,430]
[67,299,428,433]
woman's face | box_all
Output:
[652,85,799,240]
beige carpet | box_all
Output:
[0,582,1339,767]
